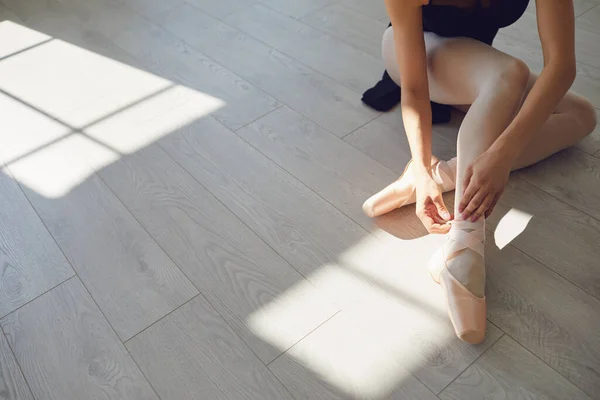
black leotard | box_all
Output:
[362,0,531,119]
[423,0,530,45]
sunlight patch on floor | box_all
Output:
[0,21,51,59]
[0,21,224,198]
[493,208,533,249]
[249,230,463,398]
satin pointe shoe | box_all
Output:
[362,158,457,218]
[429,220,486,344]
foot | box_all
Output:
[429,219,486,344]
[363,158,457,218]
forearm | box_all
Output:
[401,89,433,174]
[491,64,575,159]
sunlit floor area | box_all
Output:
[1,0,600,399]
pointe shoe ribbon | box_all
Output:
[429,220,486,344]
[362,158,456,218]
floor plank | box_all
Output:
[0,91,198,340]
[0,2,22,23]
[344,109,458,173]
[0,328,34,400]
[155,3,379,137]
[126,295,294,400]
[486,177,600,300]
[88,2,281,130]
[259,0,332,19]
[99,137,337,363]
[440,336,592,400]
[577,4,600,34]
[118,0,185,19]
[501,12,600,70]
[486,243,600,397]
[0,164,74,318]
[515,147,600,221]
[157,102,368,279]
[236,106,398,229]
[527,0,598,18]
[0,278,158,400]
[300,3,388,58]
[335,0,388,21]
[19,172,198,341]
[268,311,440,400]
[182,0,254,19]
[223,3,382,93]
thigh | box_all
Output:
[382,26,523,105]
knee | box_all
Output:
[571,96,597,137]
[496,58,530,93]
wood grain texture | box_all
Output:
[99,139,337,363]
[501,12,600,69]
[259,0,332,19]
[486,177,600,300]
[300,4,388,57]
[515,148,600,220]
[335,0,389,21]
[0,278,158,400]
[0,328,34,400]
[126,295,294,400]
[236,106,398,228]
[268,311,439,400]
[156,3,379,137]
[183,0,254,18]
[223,4,382,93]
[577,4,600,34]
[88,2,281,130]
[0,97,199,340]
[486,243,600,397]
[0,167,74,318]
[157,103,368,279]
[19,172,198,341]
[118,0,184,19]
[526,0,598,18]
[344,109,458,173]
[440,336,592,400]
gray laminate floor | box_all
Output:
[1,0,600,399]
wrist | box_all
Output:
[489,139,520,163]
[412,161,432,178]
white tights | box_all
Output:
[382,27,596,295]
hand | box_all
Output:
[415,173,452,234]
[459,150,512,222]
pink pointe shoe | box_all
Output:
[429,220,486,344]
[362,158,456,217]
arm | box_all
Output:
[489,0,576,159]
[385,0,452,232]
[384,0,433,175]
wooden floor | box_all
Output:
[1,0,600,398]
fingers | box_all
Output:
[484,192,503,219]
[471,194,495,222]
[417,208,451,234]
[432,195,452,221]
[459,189,485,221]
[458,169,476,214]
